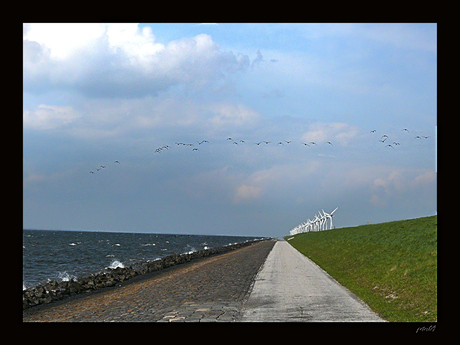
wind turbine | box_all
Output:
[321,210,328,230]
[324,207,338,229]
[318,211,326,230]
[313,215,320,231]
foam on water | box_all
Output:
[57,271,76,282]
[107,260,124,269]
[23,229,262,289]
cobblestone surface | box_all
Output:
[23,240,275,322]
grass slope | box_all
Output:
[285,215,437,322]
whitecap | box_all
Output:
[107,260,124,269]
[114,243,121,246]
[203,246,209,250]
[184,245,197,254]
[58,271,76,282]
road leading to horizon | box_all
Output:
[240,241,385,322]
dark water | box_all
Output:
[23,229,263,289]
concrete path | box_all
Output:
[240,241,385,322]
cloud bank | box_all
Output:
[24,24,250,98]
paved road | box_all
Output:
[240,241,385,322]
[23,241,275,322]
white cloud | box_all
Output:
[410,170,436,188]
[233,161,321,204]
[23,24,249,98]
[23,105,81,130]
[369,168,436,207]
[106,24,164,69]
[301,122,360,146]
[234,184,262,202]
[23,23,107,60]
[208,103,261,128]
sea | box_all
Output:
[23,229,263,290]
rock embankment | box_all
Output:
[23,239,269,310]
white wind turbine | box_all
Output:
[320,210,327,230]
[288,207,338,235]
[318,211,326,231]
[323,207,338,230]
[313,214,320,231]
[321,209,329,230]
[322,211,328,230]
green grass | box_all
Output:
[285,215,437,322]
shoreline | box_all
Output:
[23,240,277,322]
[23,238,271,310]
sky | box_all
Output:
[23,23,437,237]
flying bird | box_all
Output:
[422,136,430,139]
[114,160,120,164]
[310,142,317,145]
[381,135,388,138]
[402,128,409,132]
[90,171,94,174]
[301,142,310,146]
[192,148,199,151]
[198,140,208,145]
[285,140,292,144]
[385,144,394,148]
[370,130,376,133]
[415,136,421,139]
[393,142,400,145]
[327,141,333,145]
[277,141,284,145]
[227,137,232,141]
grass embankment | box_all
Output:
[285,215,437,322]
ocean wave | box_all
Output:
[57,271,76,282]
[107,260,124,269]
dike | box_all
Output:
[23,238,271,310]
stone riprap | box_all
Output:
[23,239,276,322]
[23,238,270,310]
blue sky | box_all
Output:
[23,23,437,237]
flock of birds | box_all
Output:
[371,128,430,149]
[88,127,431,174]
[89,160,120,174]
